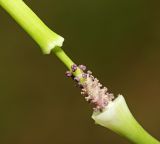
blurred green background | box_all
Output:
[0,0,160,143]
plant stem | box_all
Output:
[52,47,83,76]
[0,0,64,54]
[92,95,160,144]
[0,0,83,77]
[0,1,159,144]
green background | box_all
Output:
[0,0,160,143]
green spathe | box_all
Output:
[0,0,64,54]
[92,95,160,144]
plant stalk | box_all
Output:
[0,0,64,54]
[92,95,160,144]
[0,0,83,77]
[0,1,159,144]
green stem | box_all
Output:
[52,47,83,77]
[0,0,83,77]
[0,1,159,144]
[52,47,74,70]
[0,0,64,54]
[92,95,160,144]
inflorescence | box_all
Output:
[65,64,114,111]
